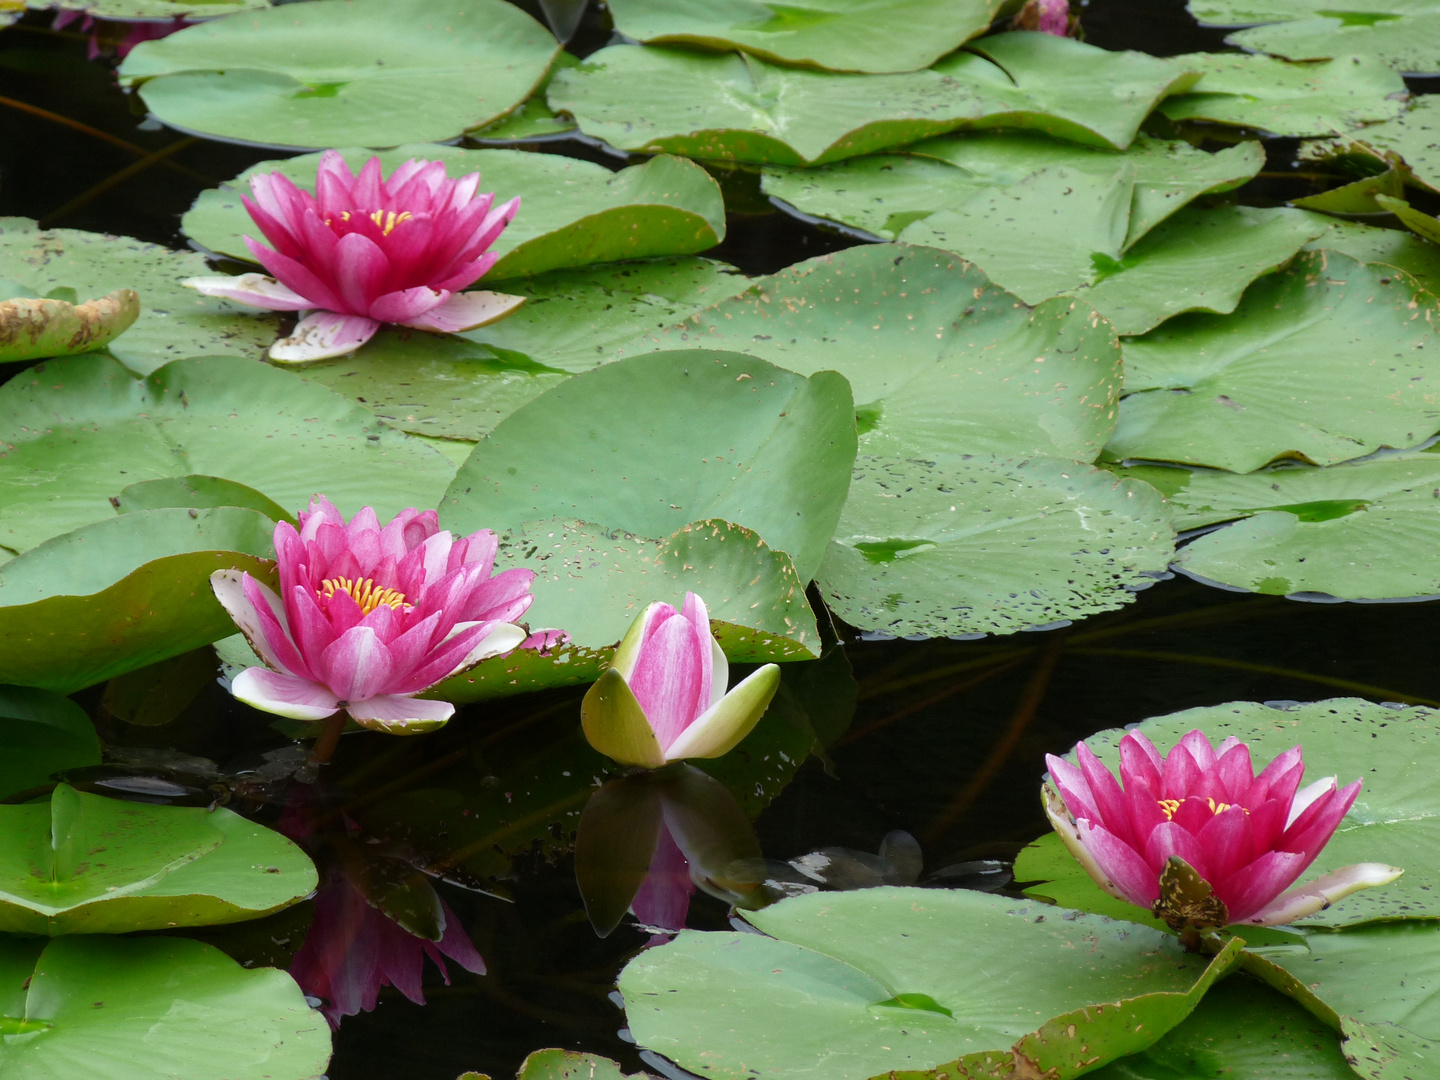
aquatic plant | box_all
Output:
[580,592,780,768]
[1044,728,1402,930]
[184,151,523,362]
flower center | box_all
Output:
[1156,796,1248,821]
[322,210,414,235]
[319,576,407,615]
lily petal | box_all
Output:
[270,311,380,363]
[183,273,312,311]
[397,290,526,333]
[232,667,340,721]
[581,668,668,770]
[1243,863,1406,926]
[661,663,780,762]
[347,693,454,734]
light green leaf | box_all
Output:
[0,219,281,376]
[0,685,100,802]
[0,352,454,557]
[0,783,315,934]
[1110,251,1440,472]
[1309,218,1440,294]
[1228,12,1440,73]
[31,0,267,16]
[182,147,726,280]
[1376,192,1440,243]
[515,1049,651,1080]
[1292,166,1405,214]
[0,288,139,364]
[1158,51,1408,135]
[816,455,1175,638]
[112,475,295,522]
[604,0,1004,73]
[619,887,1239,1080]
[1342,1018,1440,1080]
[118,0,560,149]
[0,935,330,1080]
[1303,94,1440,193]
[0,508,276,693]
[440,351,856,583]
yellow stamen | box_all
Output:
[319,576,407,615]
[368,209,413,235]
[1157,798,1181,821]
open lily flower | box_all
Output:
[580,593,780,769]
[212,497,534,734]
[184,150,524,363]
[1044,729,1402,930]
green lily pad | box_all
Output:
[1376,192,1440,243]
[433,517,819,703]
[903,198,1327,333]
[182,147,726,281]
[469,51,580,143]
[118,0,560,149]
[548,36,1195,166]
[112,474,296,522]
[1228,11,1440,74]
[1031,698,1440,927]
[513,1049,648,1080]
[32,0,268,16]
[1109,251,1440,473]
[1303,95,1440,194]
[816,455,1175,638]
[1171,463,1440,600]
[763,134,1264,248]
[0,783,315,934]
[0,219,281,376]
[0,685,100,801]
[286,257,746,442]
[619,887,1240,1080]
[1293,166,1406,215]
[1084,975,1356,1080]
[1342,1017,1440,1080]
[0,352,455,557]
[1157,51,1408,135]
[0,935,330,1080]
[1309,219,1440,294]
[641,243,1124,462]
[0,288,139,364]
[441,350,857,582]
[0,508,276,693]
[604,0,1003,74]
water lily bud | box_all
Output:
[581,593,780,769]
[1043,729,1402,930]
[184,151,525,362]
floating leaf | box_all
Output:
[1031,698,1440,926]
[1310,218,1440,294]
[0,783,315,933]
[182,147,725,281]
[604,0,1004,74]
[816,455,1174,638]
[549,36,1194,166]
[1227,11,1440,74]
[441,351,857,582]
[1342,1018,1440,1080]
[619,887,1239,1080]
[0,287,138,364]
[642,243,1123,462]
[1304,95,1440,193]
[0,685,100,801]
[0,219,281,376]
[1109,251,1440,473]
[514,1049,651,1080]
[1157,51,1408,135]
[33,0,267,16]
[763,133,1263,248]
[1292,166,1406,214]
[0,353,454,556]
[0,508,275,693]
[112,474,295,522]
[1376,192,1440,243]
[0,935,330,1080]
[118,0,560,148]
[432,517,819,703]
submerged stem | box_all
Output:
[311,712,347,765]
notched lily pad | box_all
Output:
[0,783,315,934]
[0,685,101,802]
[0,287,138,363]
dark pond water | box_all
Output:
[3,1,1438,1076]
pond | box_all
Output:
[2,0,1439,1077]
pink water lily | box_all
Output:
[1012,0,1071,34]
[1045,729,1401,929]
[184,151,523,363]
[211,497,536,733]
[580,593,780,769]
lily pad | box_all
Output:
[1342,1017,1440,1080]
[433,517,819,703]
[903,199,1327,333]
[1109,251,1440,473]
[1376,192,1440,243]
[1084,975,1356,1080]
[619,887,1240,1080]
[0,685,101,801]
[0,352,455,557]
[0,935,331,1080]
[1309,218,1440,294]
[1293,166,1406,215]
[182,147,726,281]
[1032,698,1440,927]
[1304,95,1440,193]
[763,134,1264,249]
[642,243,1124,462]
[441,350,857,582]
[0,783,315,934]
[514,1050,650,1080]
[0,219,281,376]
[112,474,295,522]
[0,508,276,693]
[548,36,1195,166]
[0,287,139,364]
[816,455,1175,638]
[118,0,560,149]
[32,0,268,16]
[1227,10,1440,74]
[1157,51,1408,135]
[604,0,1003,74]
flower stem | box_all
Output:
[312,712,347,765]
